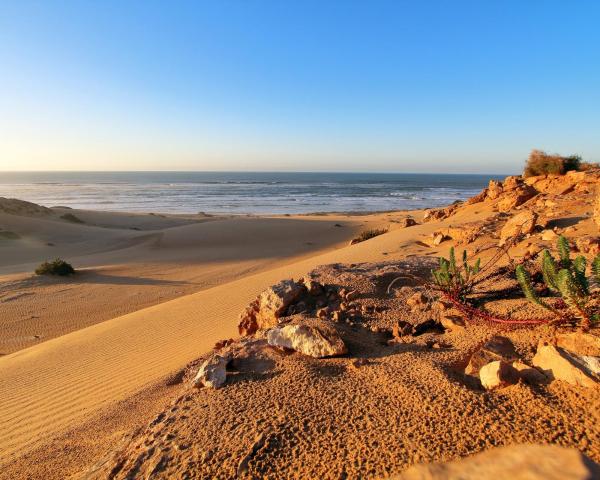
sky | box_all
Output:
[0,1,599,174]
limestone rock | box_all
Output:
[267,323,347,358]
[431,232,446,246]
[479,360,519,390]
[556,332,600,357]
[465,336,518,375]
[541,229,558,241]
[499,210,538,246]
[533,345,599,388]
[496,185,537,212]
[193,354,229,389]
[238,279,306,336]
[486,180,504,200]
[399,217,417,228]
[396,444,600,480]
[444,224,481,244]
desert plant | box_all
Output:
[431,247,481,301]
[523,149,582,177]
[35,258,75,276]
[516,235,600,329]
[351,228,387,244]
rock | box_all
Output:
[556,332,600,357]
[431,232,446,246]
[527,243,543,257]
[502,175,522,191]
[193,354,229,389]
[406,291,427,309]
[440,315,465,331]
[499,210,538,246]
[594,189,600,230]
[479,360,519,390]
[214,338,235,350]
[399,217,417,228]
[532,345,599,388]
[486,180,504,200]
[575,236,600,255]
[541,229,558,241]
[396,444,600,480]
[423,203,459,222]
[302,277,324,296]
[238,279,306,335]
[267,323,347,358]
[465,336,518,375]
[465,188,487,205]
[511,361,548,384]
[496,185,537,212]
[444,224,481,244]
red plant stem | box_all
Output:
[443,293,555,325]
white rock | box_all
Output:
[193,354,229,389]
[479,360,518,390]
[267,323,347,358]
[532,345,599,388]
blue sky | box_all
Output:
[0,1,599,173]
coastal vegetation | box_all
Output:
[516,235,600,330]
[35,258,76,276]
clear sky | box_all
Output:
[0,1,599,173]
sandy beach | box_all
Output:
[1,170,600,479]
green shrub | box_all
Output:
[60,213,84,224]
[351,228,387,244]
[35,258,76,276]
[431,247,481,301]
[516,235,599,329]
[523,149,582,177]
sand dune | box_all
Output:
[1,208,385,353]
[0,205,461,466]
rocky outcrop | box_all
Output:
[193,354,229,389]
[533,345,599,388]
[496,184,537,212]
[524,171,588,195]
[423,203,460,222]
[499,210,538,246]
[238,279,306,335]
[396,444,600,480]
[267,323,347,358]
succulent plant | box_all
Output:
[516,235,600,329]
[431,247,481,301]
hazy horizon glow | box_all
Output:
[1,1,599,173]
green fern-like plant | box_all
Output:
[432,247,481,301]
[516,235,600,329]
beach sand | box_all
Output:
[1,175,599,479]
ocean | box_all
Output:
[0,171,504,215]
